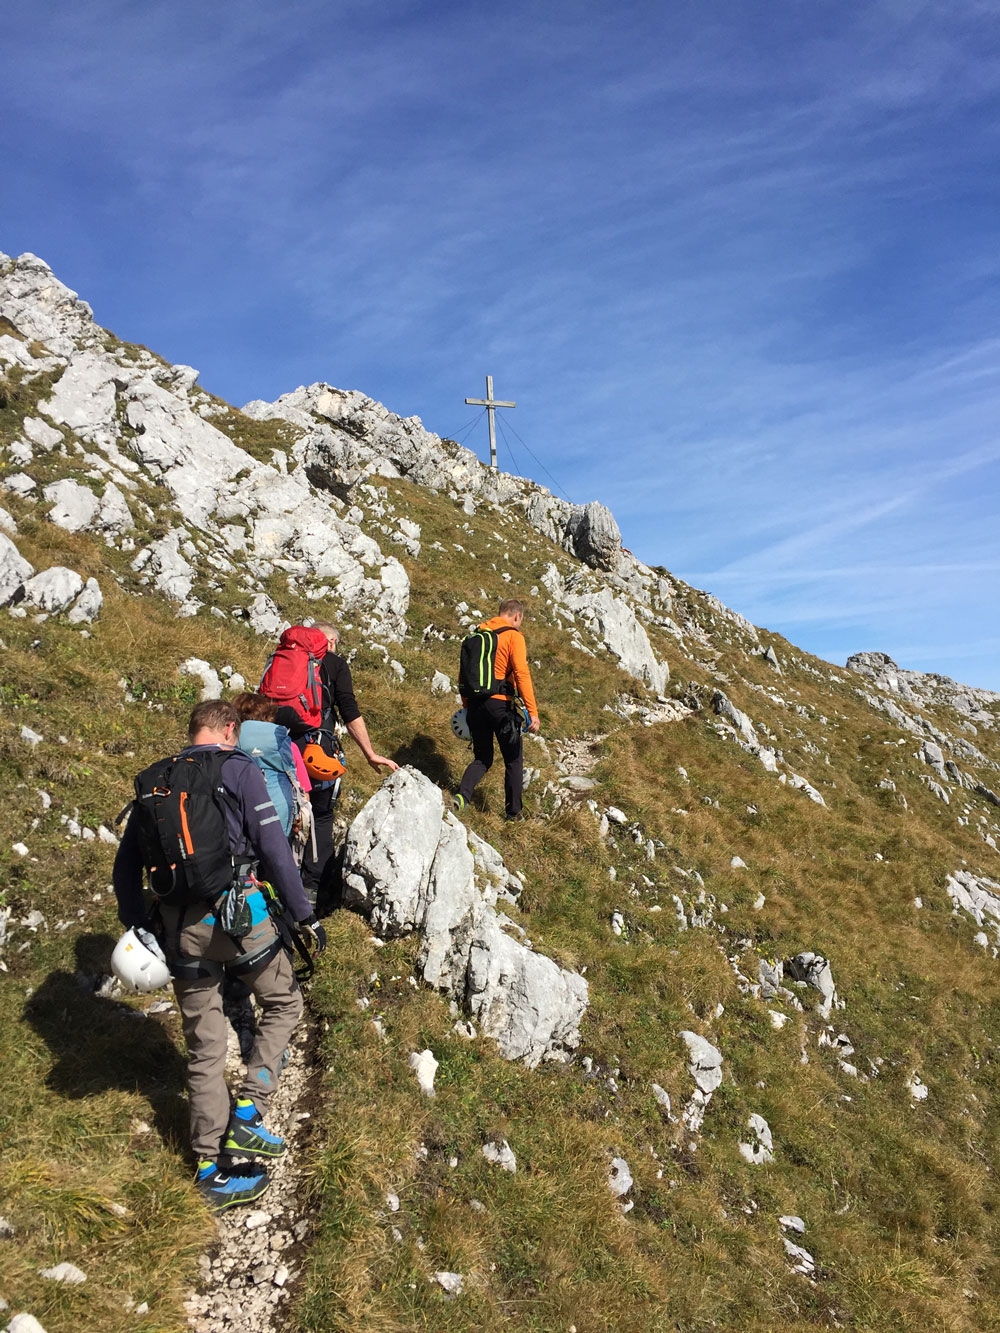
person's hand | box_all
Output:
[367,754,399,772]
[298,915,327,954]
[527,715,540,734]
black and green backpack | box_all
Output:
[458,625,514,701]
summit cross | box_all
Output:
[465,374,516,470]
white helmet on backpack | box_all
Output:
[451,707,471,741]
[111,928,172,993]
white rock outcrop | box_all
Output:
[179,658,223,701]
[342,767,588,1067]
[0,532,33,605]
[738,1114,775,1165]
[66,577,103,624]
[481,1140,517,1173]
[945,869,1000,945]
[22,567,84,614]
[408,1049,439,1097]
[679,1030,723,1133]
[785,952,838,1019]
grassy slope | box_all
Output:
[1,361,1000,1331]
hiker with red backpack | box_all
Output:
[454,598,540,820]
[112,699,326,1212]
[259,621,397,905]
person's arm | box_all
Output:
[226,756,314,922]
[346,716,398,772]
[112,816,148,928]
[509,632,540,731]
[328,655,398,771]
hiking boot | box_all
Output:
[454,794,467,813]
[222,1098,286,1159]
[196,1159,270,1212]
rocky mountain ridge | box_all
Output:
[3,249,1000,1332]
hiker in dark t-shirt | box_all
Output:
[277,621,397,905]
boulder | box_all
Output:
[67,577,103,624]
[0,532,33,605]
[43,478,100,533]
[566,501,622,571]
[342,767,587,1067]
[785,952,837,1018]
[738,1114,775,1165]
[180,658,223,701]
[561,586,668,693]
[22,567,84,613]
[22,416,63,450]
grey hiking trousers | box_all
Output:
[161,903,303,1161]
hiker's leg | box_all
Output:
[459,703,496,801]
[242,944,303,1108]
[301,784,335,905]
[168,911,242,1160]
[174,971,232,1160]
[496,709,525,817]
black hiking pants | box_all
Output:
[300,783,337,907]
[459,698,523,817]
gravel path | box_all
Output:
[183,994,316,1333]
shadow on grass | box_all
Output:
[392,732,455,789]
[22,933,188,1146]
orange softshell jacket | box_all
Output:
[479,616,538,718]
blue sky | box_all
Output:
[3,1,999,687]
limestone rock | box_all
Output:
[180,658,222,701]
[608,1157,633,1197]
[7,1315,49,1333]
[342,767,587,1067]
[481,1140,517,1173]
[245,592,286,637]
[680,1031,723,1094]
[0,473,36,497]
[408,1049,438,1097]
[66,578,102,624]
[433,1271,463,1295]
[39,1262,86,1284]
[945,869,1000,943]
[566,501,622,571]
[430,670,452,696]
[786,952,838,1019]
[738,1114,775,1165]
[22,567,84,613]
[22,416,63,450]
[43,478,100,533]
[560,586,668,693]
[0,251,100,358]
[0,532,33,605]
[132,531,195,603]
[787,773,826,806]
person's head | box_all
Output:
[231,692,279,723]
[313,620,340,653]
[187,699,241,748]
[498,597,525,629]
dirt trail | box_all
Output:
[182,996,318,1333]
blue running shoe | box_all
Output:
[196,1159,269,1212]
[222,1098,285,1159]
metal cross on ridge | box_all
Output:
[465,374,516,470]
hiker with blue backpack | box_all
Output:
[259,621,397,906]
[232,691,312,861]
[454,598,540,820]
[112,699,326,1212]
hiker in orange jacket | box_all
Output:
[455,598,539,820]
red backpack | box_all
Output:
[259,626,329,726]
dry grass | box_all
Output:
[3,391,1000,1330]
